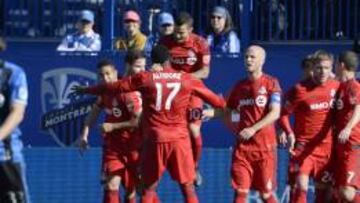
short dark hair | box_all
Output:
[301,55,315,70]
[125,49,145,65]
[338,50,359,71]
[96,58,116,69]
[151,45,170,64]
[175,12,193,27]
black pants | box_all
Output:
[0,161,25,203]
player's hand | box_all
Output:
[71,85,87,94]
[150,63,163,72]
[338,127,351,144]
[78,137,89,155]
[202,108,215,121]
[100,123,115,133]
[239,127,256,141]
[287,132,296,156]
[278,131,287,146]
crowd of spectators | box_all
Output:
[57,7,241,54]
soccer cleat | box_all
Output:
[194,169,203,187]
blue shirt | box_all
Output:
[57,30,101,51]
[206,30,241,54]
[144,33,160,57]
[0,61,28,160]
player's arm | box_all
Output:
[191,39,211,79]
[0,103,25,141]
[101,92,143,133]
[0,70,27,141]
[192,79,225,109]
[191,63,210,79]
[247,93,281,132]
[101,111,141,133]
[73,74,144,95]
[79,101,102,152]
[239,88,281,141]
[338,101,360,144]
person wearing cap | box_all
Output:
[144,12,175,56]
[115,10,147,51]
[57,10,101,52]
[206,6,240,54]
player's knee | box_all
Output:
[235,188,249,195]
[340,186,356,202]
[260,191,273,199]
[106,176,121,190]
[189,123,201,137]
[297,175,309,191]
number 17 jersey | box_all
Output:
[85,67,226,142]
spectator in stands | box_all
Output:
[353,34,360,54]
[0,38,31,203]
[206,6,240,54]
[115,10,147,51]
[57,10,101,52]
[144,12,174,56]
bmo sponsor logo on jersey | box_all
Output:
[40,68,97,147]
[104,99,122,117]
[310,89,337,110]
[238,86,268,108]
[238,96,268,108]
[171,50,197,65]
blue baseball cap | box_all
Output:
[157,12,174,26]
[79,10,95,22]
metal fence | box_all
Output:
[0,0,358,41]
[252,0,360,41]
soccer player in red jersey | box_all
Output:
[334,51,360,203]
[278,51,340,203]
[73,45,226,203]
[159,12,211,186]
[203,45,281,203]
[78,53,145,203]
[277,54,316,200]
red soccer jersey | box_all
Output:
[282,78,339,147]
[159,33,210,73]
[335,79,360,146]
[86,67,225,142]
[97,91,142,142]
[227,74,282,151]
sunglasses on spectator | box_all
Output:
[124,20,138,24]
[161,24,173,28]
[211,15,223,20]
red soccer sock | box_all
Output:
[233,191,247,203]
[141,189,157,203]
[292,188,307,203]
[262,193,277,203]
[191,135,202,167]
[103,190,120,203]
[180,184,199,203]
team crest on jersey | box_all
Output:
[258,86,267,94]
[104,98,122,117]
[186,50,197,65]
[40,68,97,147]
[256,95,267,107]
